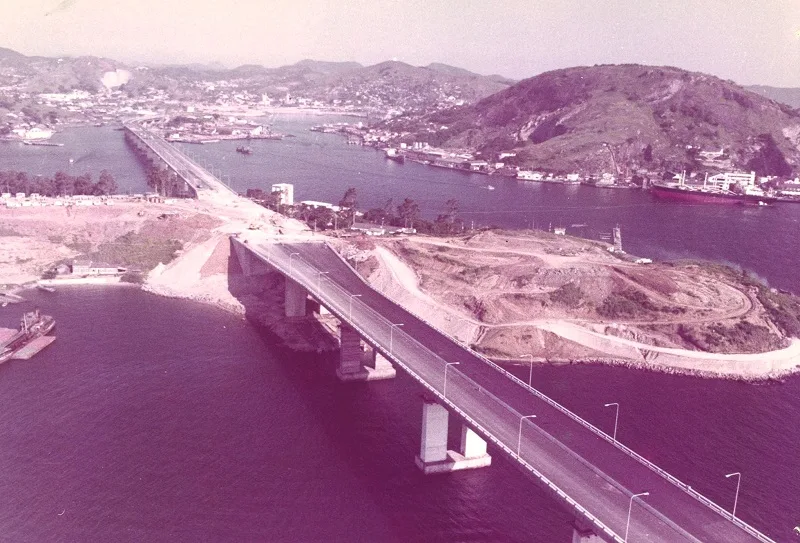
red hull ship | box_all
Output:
[650,183,778,205]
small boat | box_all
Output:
[486,185,495,191]
[236,145,252,155]
[37,285,56,293]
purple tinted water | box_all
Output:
[0,288,571,542]
[183,115,800,293]
[1,120,799,540]
[0,126,149,193]
[1,288,798,541]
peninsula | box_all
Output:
[2,187,799,381]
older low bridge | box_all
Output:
[231,238,776,543]
[123,119,237,201]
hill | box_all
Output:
[0,48,510,114]
[393,65,800,176]
[297,60,511,112]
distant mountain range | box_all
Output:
[0,47,511,111]
[388,64,800,176]
[2,47,798,176]
[746,85,800,109]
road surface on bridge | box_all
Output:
[242,239,776,543]
[125,121,237,201]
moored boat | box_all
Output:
[0,310,56,364]
[650,182,778,205]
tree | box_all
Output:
[643,143,653,162]
[397,198,420,228]
[339,187,358,209]
[339,187,358,226]
[434,198,460,235]
[94,170,117,195]
[73,173,93,195]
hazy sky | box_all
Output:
[2,0,800,86]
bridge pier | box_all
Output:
[231,240,271,277]
[284,278,308,317]
[572,519,601,542]
[336,324,396,382]
[415,398,491,474]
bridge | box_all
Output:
[123,119,237,201]
[231,238,776,543]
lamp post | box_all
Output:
[348,294,362,320]
[519,353,534,386]
[725,472,741,518]
[443,362,460,398]
[316,270,329,296]
[624,492,649,542]
[389,322,404,353]
[517,414,536,457]
[288,252,300,275]
[604,402,620,443]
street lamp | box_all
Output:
[624,492,649,542]
[288,252,300,274]
[316,270,329,295]
[519,353,534,386]
[604,402,620,443]
[517,414,537,457]
[348,294,362,320]
[725,472,741,518]
[389,322,404,353]
[443,362,460,398]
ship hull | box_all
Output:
[650,184,777,205]
[0,313,56,364]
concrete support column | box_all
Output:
[572,519,602,543]
[417,400,449,465]
[284,278,307,317]
[336,331,396,382]
[415,399,491,474]
[337,324,363,378]
[371,351,395,375]
[459,425,488,459]
[232,241,253,276]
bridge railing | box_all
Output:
[123,122,236,196]
[312,241,777,543]
[258,241,628,542]
[273,245,775,543]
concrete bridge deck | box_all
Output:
[235,238,776,543]
[123,120,237,201]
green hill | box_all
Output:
[392,64,800,176]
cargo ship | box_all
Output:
[0,310,56,364]
[650,172,778,205]
[384,148,405,164]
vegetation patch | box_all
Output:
[598,288,660,319]
[754,287,800,338]
[88,230,182,270]
[548,282,584,308]
[462,295,488,321]
[678,321,783,353]
[614,266,678,296]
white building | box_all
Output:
[707,171,756,191]
[12,127,54,140]
[271,183,294,206]
[517,170,544,181]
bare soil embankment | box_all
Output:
[350,229,800,380]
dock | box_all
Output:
[11,336,56,360]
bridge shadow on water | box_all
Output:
[224,242,574,542]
